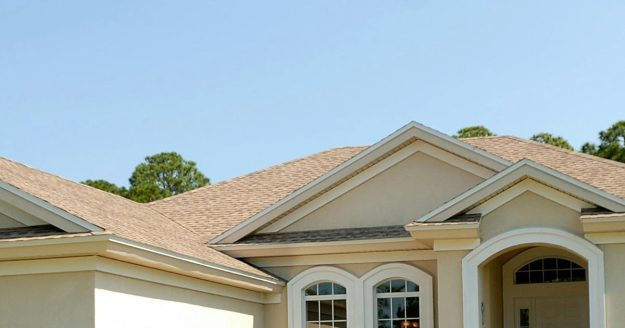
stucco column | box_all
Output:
[602,243,625,327]
[436,250,469,328]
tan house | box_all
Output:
[1,122,624,328]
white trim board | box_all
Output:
[462,227,605,328]
[261,141,495,233]
[415,159,625,223]
[0,181,102,232]
[467,178,593,217]
[212,121,509,244]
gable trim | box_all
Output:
[413,159,625,224]
[212,121,511,243]
[0,181,103,232]
[467,179,593,217]
[261,140,494,233]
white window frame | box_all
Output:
[303,282,348,327]
[288,266,360,328]
[288,264,433,328]
[362,263,434,328]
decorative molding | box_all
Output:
[361,263,434,328]
[462,227,606,328]
[214,237,425,258]
[261,141,494,233]
[287,266,361,328]
[416,159,625,223]
[246,250,437,268]
[0,181,102,232]
[213,121,507,244]
[433,238,480,251]
[468,179,592,216]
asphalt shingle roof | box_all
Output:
[0,157,273,279]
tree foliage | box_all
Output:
[530,133,574,150]
[82,179,128,197]
[82,152,210,203]
[127,152,209,202]
[454,125,496,138]
[581,121,625,163]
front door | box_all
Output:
[503,247,589,328]
[513,296,587,328]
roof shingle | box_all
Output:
[0,157,272,279]
[149,147,367,242]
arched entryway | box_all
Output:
[502,247,588,327]
[462,227,605,328]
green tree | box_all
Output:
[127,152,210,202]
[581,121,625,163]
[454,125,496,138]
[530,133,574,150]
[82,179,128,197]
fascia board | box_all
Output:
[414,159,625,224]
[213,121,511,244]
[0,181,103,232]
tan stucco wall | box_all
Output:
[0,271,95,328]
[436,251,466,328]
[602,243,625,326]
[480,191,583,241]
[259,260,437,328]
[94,272,264,328]
[285,152,483,231]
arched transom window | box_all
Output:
[514,257,586,285]
[375,279,420,328]
[304,282,347,328]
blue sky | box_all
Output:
[1,1,624,186]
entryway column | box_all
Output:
[432,238,479,328]
[436,250,468,328]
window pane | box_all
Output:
[391,280,406,293]
[307,323,319,328]
[558,269,572,282]
[519,264,530,271]
[406,297,419,318]
[557,258,571,270]
[406,281,419,292]
[392,297,405,319]
[334,299,347,320]
[320,323,333,328]
[306,284,318,296]
[334,322,347,328]
[572,269,586,281]
[544,270,557,283]
[572,261,583,269]
[530,271,543,283]
[378,320,392,328]
[529,259,543,270]
[515,271,529,284]
[333,283,346,295]
[320,300,333,320]
[544,258,557,270]
[378,298,391,319]
[318,282,333,295]
[392,320,409,328]
[520,308,529,328]
[377,280,391,293]
[307,301,319,321]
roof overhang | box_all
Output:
[0,180,103,232]
[409,159,625,225]
[0,233,283,295]
[212,121,512,244]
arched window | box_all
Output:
[514,257,586,285]
[375,279,420,328]
[287,266,357,328]
[362,263,433,328]
[304,282,347,328]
